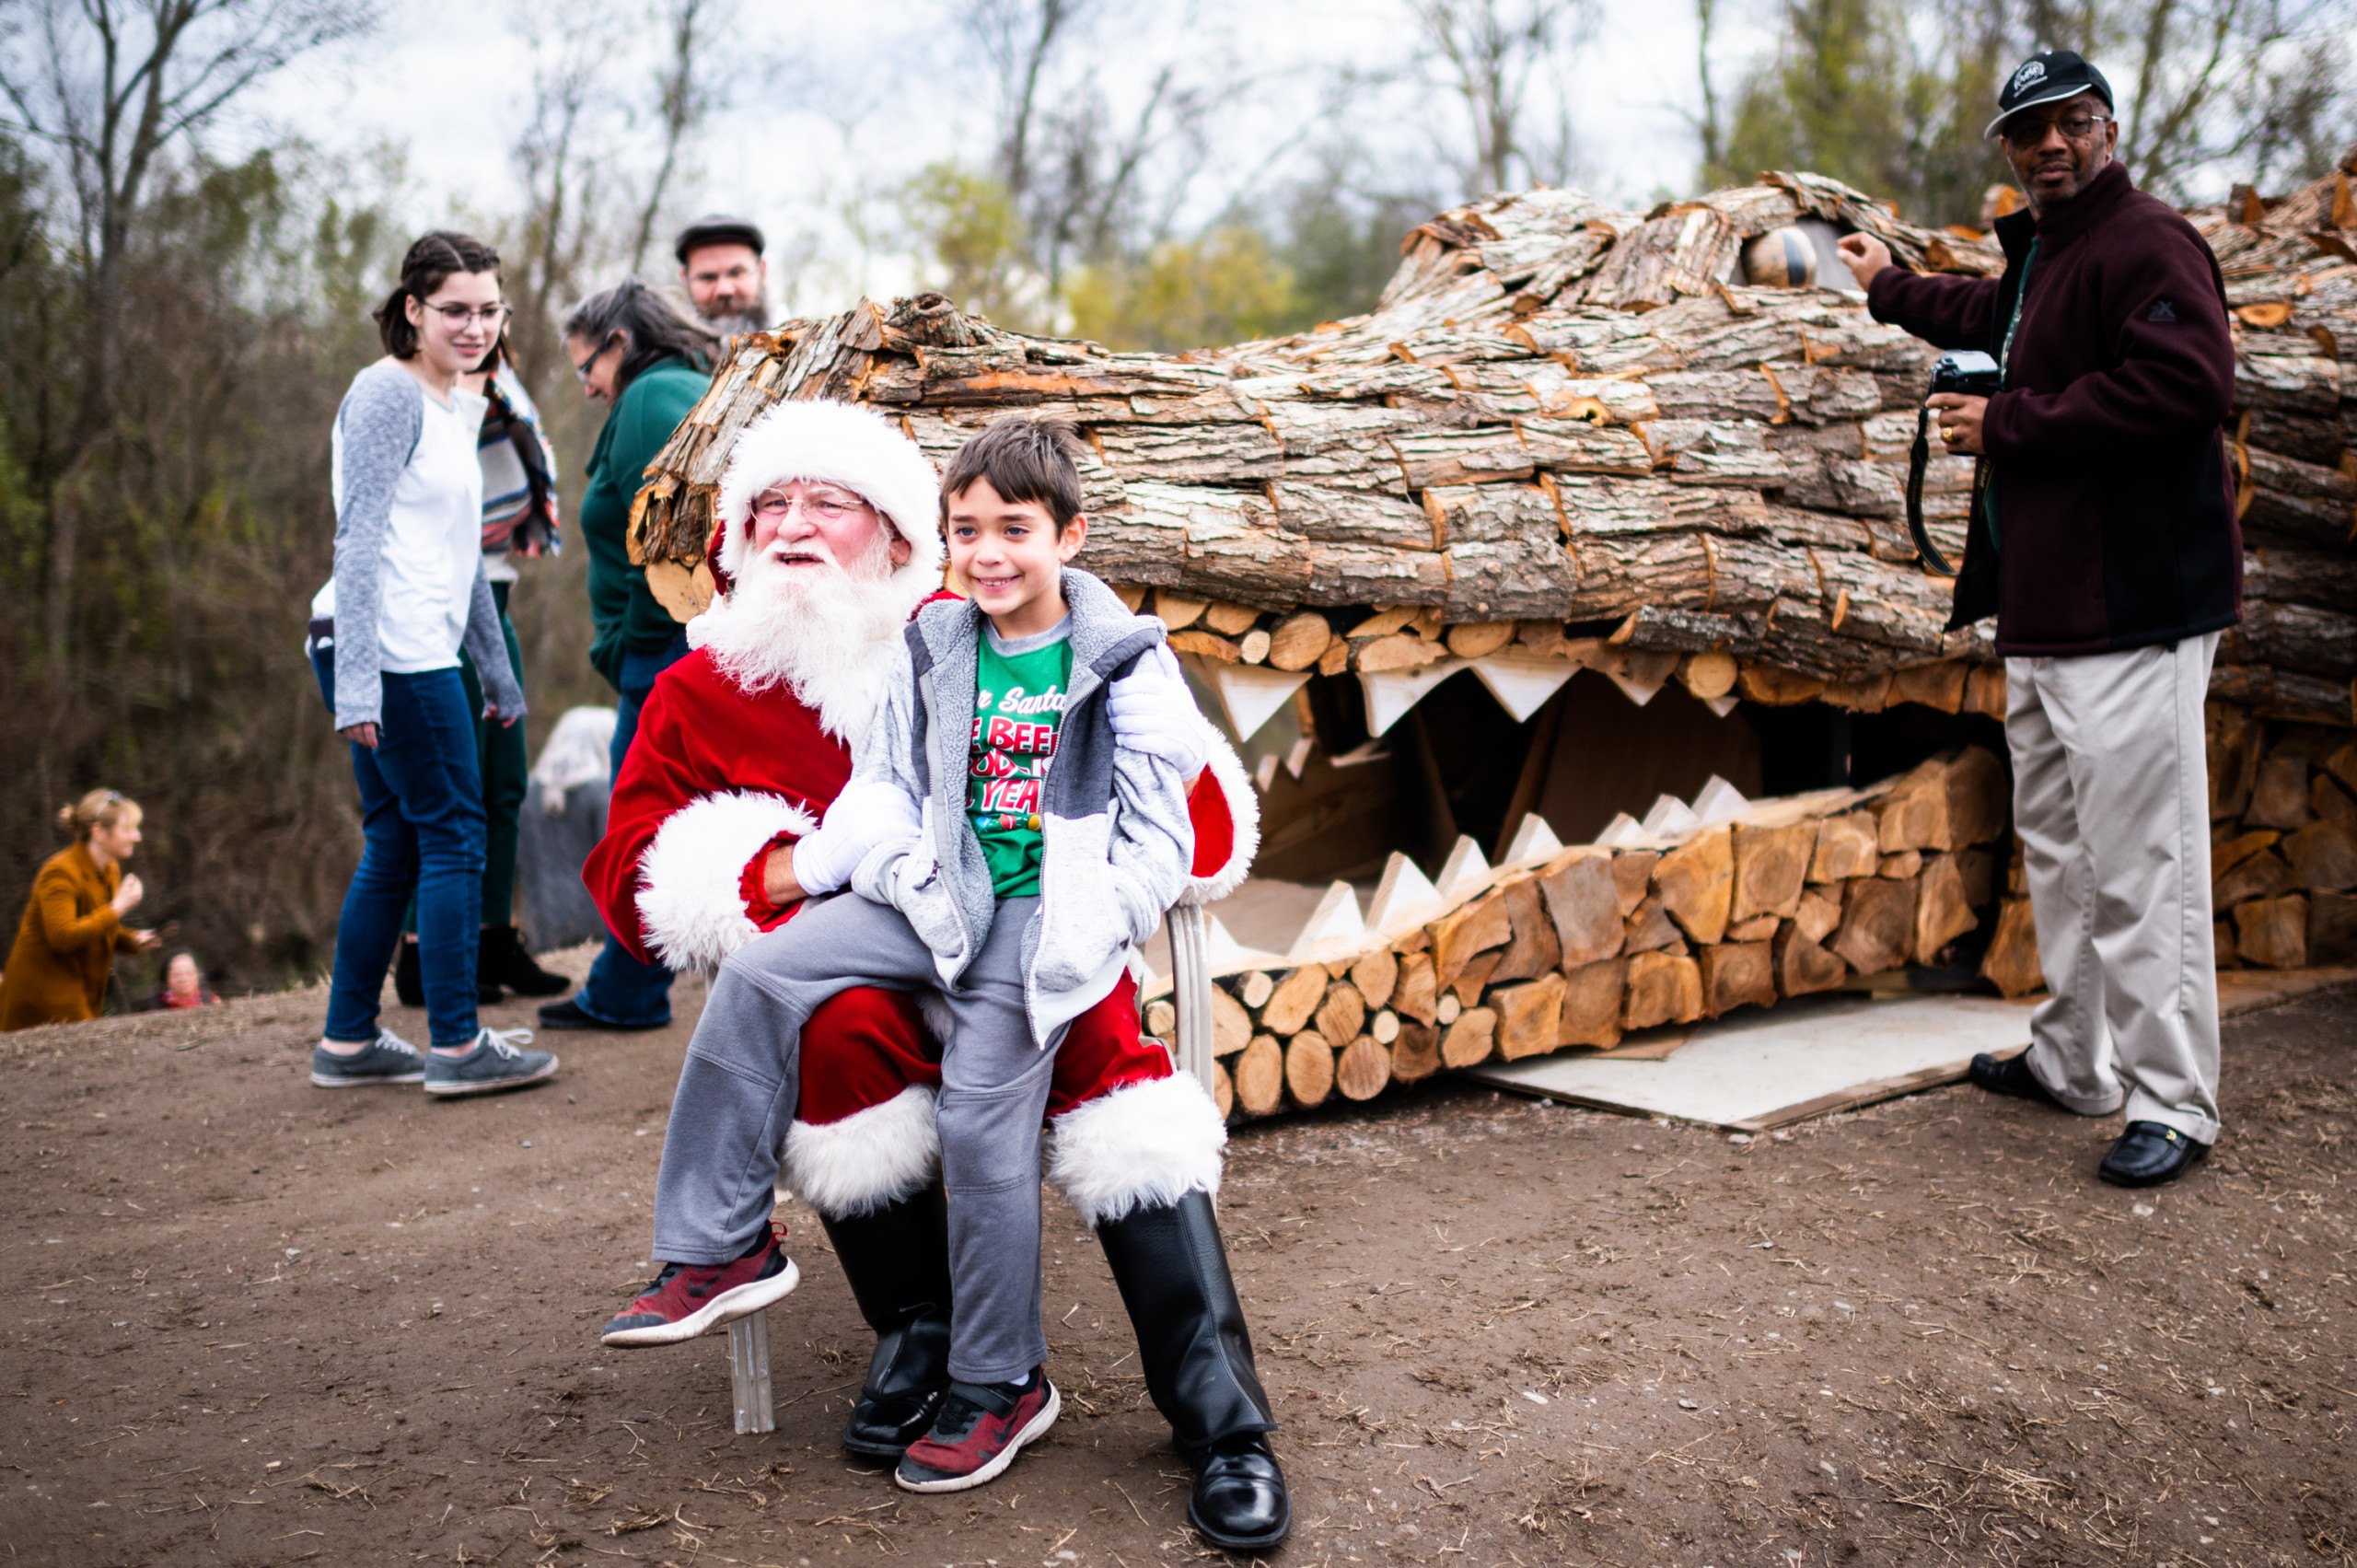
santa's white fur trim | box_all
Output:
[1046,1072,1225,1226]
[635,791,814,974]
[782,1085,941,1219]
[1180,726,1259,906]
[715,401,944,607]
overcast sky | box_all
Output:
[241,0,1758,311]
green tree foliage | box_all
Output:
[1064,226,1294,352]
[900,162,1035,327]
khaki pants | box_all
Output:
[2006,633,2223,1144]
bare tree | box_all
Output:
[0,0,371,663]
[1410,0,1596,197]
[628,0,733,272]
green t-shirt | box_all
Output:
[968,620,1073,898]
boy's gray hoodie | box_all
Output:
[849,569,1194,1048]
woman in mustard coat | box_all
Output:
[0,791,160,1030]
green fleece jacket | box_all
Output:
[581,356,708,691]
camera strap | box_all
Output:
[1905,405,1956,575]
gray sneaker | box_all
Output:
[312,1028,428,1087]
[424,1028,559,1098]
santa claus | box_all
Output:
[581,400,1289,1551]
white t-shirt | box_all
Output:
[315,377,490,671]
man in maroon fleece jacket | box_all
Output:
[1838,51,2236,1189]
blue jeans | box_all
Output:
[574,631,689,1025]
[314,652,487,1048]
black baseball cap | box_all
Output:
[674,214,766,264]
[1985,51,2114,138]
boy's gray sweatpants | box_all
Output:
[653,892,1059,1384]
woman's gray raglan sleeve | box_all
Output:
[460,563,526,718]
[329,371,423,732]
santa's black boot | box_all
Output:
[819,1187,956,1457]
[1097,1191,1288,1551]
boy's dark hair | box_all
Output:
[942,417,1086,534]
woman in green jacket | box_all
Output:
[538,280,714,1032]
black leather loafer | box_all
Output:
[1187,1432,1290,1552]
[1968,1051,2070,1111]
[2099,1121,2211,1187]
[535,995,668,1032]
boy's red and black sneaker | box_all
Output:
[600,1223,799,1348]
[893,1368,1060,1493]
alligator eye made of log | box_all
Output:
[1742,226,1818,288]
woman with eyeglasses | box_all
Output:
[306,230,558,1097]
[535,280,714,1035]
[0,790,161,1031]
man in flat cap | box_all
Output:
[677,214,770,336]
[1837,51,2239,1189]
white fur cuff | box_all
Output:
[635,790,816,974]
[781,1085,942,1220]
[1046,1073,1226,1226]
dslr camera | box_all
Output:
[1905,350,2001,575]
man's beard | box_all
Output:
[697,297,772,337]
[689,528,914,744]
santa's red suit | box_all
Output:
[581,402,1286,1549]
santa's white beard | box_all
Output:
[689,532,917,746]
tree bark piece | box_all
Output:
[2284,820,2357,891]
[1654,826,1734,946]
[1558,958,1626,1048]
[1700,942,1777,1016]
[1440,1006,1498,1068]
[1624,895,1687,955]
[1233,1035,1284,1116]
[1492,973,1568,1060]
[1335,1036,1392,1100]
[1266,611,1334,671]
[1610,851,1660,915]
[1979,897,2043,998]
[1212,987,1253,1058]
[1393,952,1439,1025]
[1285,1031,1336,1108]
[1793,888,1842,945]
[2214,851,2293,908]
[1731,822,1815,922]
[1623,951,1703,1029]
[1488,876,1562,981]
[1538,851,1624,968]
[1391,1020,1443,1083]
[1774,928,1848,996]
[2235,894,2310,969]
[1260,964,1329,1036]
[1315,981,1367,1049]
[1832,876,1918,975]
[1349,947,1399,1009]
[1809,813,1880,882]
[1912,853,1980,965]
[1430,891,1514,988]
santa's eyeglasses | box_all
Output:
[752,491,871,522]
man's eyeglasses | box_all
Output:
[421,302,510,329]
[753,491,871,522]
[2005,112,2109,145]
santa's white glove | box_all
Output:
[793,780,923,896]
[1108,644,1211,777]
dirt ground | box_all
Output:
[6,956,2355,1568]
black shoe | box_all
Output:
[1188,1431,1291,1551]
[2099,1121,2211,1188]
[396,935,500,1006]
[1968,1051,2070,1111]
[1096,1191,1287,1551]
[821,1188,956,1457]
[536,994,668,1031]
[481,924,572,998]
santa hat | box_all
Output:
[706,400,944,603]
